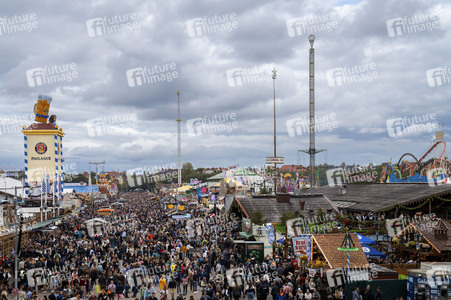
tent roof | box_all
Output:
[225,178,243,186]
[355,233,376,245]
[234,169,258,176]
[207,169,261,181]
[85,218,110,224]
[176,185,193,191]
[313,233,369,269]
[362,245,386,259]
[207,173,225,181]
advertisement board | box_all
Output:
[292,234,312,260]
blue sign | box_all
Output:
[266,224,275,245]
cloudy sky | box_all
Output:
[1,0,450,174]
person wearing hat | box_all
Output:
[176,292,185,300]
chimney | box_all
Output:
[299,199,305,210]
[339,186,347,195]
[276,193,290,203]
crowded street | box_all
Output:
[0,192,344,300]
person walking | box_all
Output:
[352,287,361,300]
[375,288,381,300]
[276,289,287,300]
[182,275,189,295]
[107,281,116,300]
[245,283,256,300]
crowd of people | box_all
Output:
[0,191,386,300]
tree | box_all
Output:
[251,210,266,225]
[182,162,194,173]
[316,207,326,222]
[64,173,88,183]
[259,186,270,195]
[280,211,297,225]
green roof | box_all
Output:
[235,170,258,176]
[207,173,225,180]
[207,169,260,181]
[25,216,65,231]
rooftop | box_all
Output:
[313,233,369,269]
[307,183,451,212]
[234,194,339,223]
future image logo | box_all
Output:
[286,13,338,37]
[426,167,447,187]
[386,113,438,138]
[386,14,439,38]
[326,166,377,187]
[426,67,451,87]
[86,13,140,37]
[226,65,271,87]
[186,113,238,137]
[0,13,38,36]
[86,113,138,137]
[326,63,377,87]
[26,64,79,87]
[126,63,178,87]
[0,113,34,136]
[186,13,238,37]
[286,113,337,137]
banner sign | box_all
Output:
[266,224,275,245]
[266,157,285,164]
[292,235,312,260]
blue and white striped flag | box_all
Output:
[59,175,63,199]
[42,175,47,195]
[45,174,51,194]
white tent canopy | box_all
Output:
[85,218,110,237]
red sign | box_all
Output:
[294,239,307,255]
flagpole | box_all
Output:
[45,174,48,221]
[56,175,59,217]
[53,178,55,217]
[40,173,43,222]
[58,175,61,216]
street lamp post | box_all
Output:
[272,68,277,194]
[13,196,22,300]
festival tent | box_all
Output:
[175,185,193,193]
[355,232,376,245]
[225,178,249,190]
[362,245,386,259]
